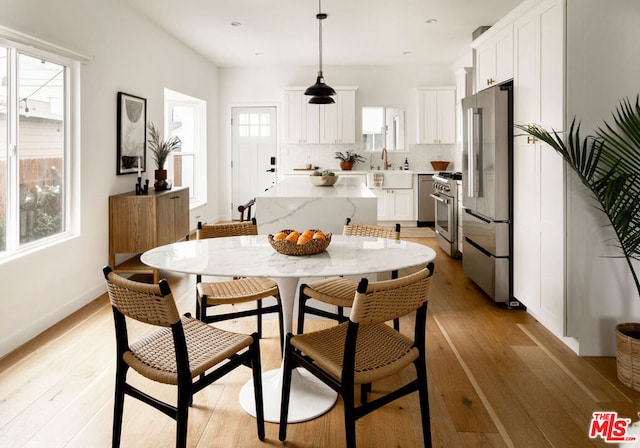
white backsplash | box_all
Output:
[280,143,462,173]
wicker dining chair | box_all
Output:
[279,263,435,448]
[297,218,401,333]
[103,266,265,448]
[195,219,284,348]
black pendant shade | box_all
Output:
[305,2,335,102]
[309,95,335,104]
[304,71,336,98]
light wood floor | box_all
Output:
[1,237,639,447]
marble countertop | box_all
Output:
[259,176,375,198]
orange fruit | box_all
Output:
[297,234,312,245]
[301,229,314,238]
[273,232,287,241]
[285,231,300,243]
[312,231,326,240]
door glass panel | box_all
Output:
[0,47,6,251]
[18,53,65,245]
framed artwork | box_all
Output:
[117,92,147,175]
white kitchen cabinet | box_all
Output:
[284,89,319,144]
[285,87,357,145]
[320,89,357,144]
[372,188,414,222]
[474,24,514,92]
[417,87,456,144]
[512,0,564,335]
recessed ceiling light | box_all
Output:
[255,52,264,56]
[425,18,438,24]
[402,51,412,55]
[231,22,241,26]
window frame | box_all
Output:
[164,88,207,209]
[0,29,83,262]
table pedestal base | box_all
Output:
[239,368,338,423]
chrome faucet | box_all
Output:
[381,147,391,170]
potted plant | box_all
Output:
[516,97,640,390]
[334,150,366,171]
[147,122,181,190]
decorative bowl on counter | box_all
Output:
[309,174,338,186]
[430,161,451,171]
[268,229,332,256]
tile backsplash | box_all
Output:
[280,143,462,173]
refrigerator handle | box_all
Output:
[467,108,474,198]
[467,108,483,198]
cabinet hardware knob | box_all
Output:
[527,136,538,144]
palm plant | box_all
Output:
[516,97,640,298]
[147,122,181,170]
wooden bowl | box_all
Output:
[430,161,450,171]
[309,175,339,186]
[268,230,332,256]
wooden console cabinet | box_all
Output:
[109,187,189,282]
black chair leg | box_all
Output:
[279,335,295,441]
[360,383,371,405]
[343,387,357,448]
[415,359,432,448]
[256,299,263,339]
[276,297,285,355]
[176,386,191,448]
[250,334,266,440]
[112,363,128,448]
[393,318,400,331]
[297,285,308,334]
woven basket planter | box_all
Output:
[616,322,640,391]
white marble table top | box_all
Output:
[141,234,436,279]
[258,176,375,199]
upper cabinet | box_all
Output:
[474,24,514,92]
[416,87,456,144]
[285,87,357,144]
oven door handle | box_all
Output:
[430,193,450,204]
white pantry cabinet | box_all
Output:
[512,0,565,335]
[473,24,514,92]
[285,87,357,144]
[416,87,456,144]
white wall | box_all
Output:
[218,64,457,220]
[565,0,640,355]
[0,0,220,357]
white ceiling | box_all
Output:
[123,0,524,68]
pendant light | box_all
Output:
[305,0,335,104]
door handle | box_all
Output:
[266,168,276,172]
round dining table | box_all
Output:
[141,234,436,423]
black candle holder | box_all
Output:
[135,177,149,195]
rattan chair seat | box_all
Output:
[297,219,401,333]
[301,277,358,307]
[124,316,254,385]
[198,277,278,305]
[291,322,418,384]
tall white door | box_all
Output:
[231,107,277,215]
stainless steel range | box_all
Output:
[430,172,462,257]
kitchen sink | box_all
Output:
[366,170,413,189]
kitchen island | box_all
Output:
[255,176,377,235]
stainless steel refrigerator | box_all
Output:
[461,83,516,305]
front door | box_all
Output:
[231,107,277,215]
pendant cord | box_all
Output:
[318,0,323,73]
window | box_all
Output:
[0,37,77,259]
[164,89,206,207]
